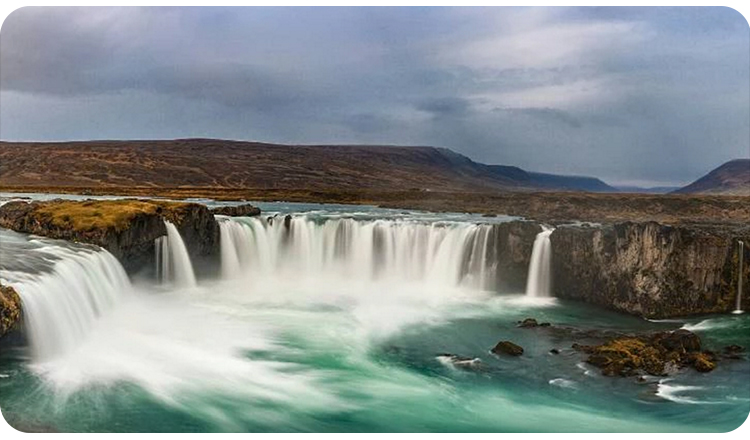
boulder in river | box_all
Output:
[492,341,524,356]
[574,329,717,376]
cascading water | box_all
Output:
[734,240,745,314]
[156,221,197,288]
[0,238,131,360]
[218,215,500,290]
[525,226,554,298]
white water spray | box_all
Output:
[5,247,131,360]
[734,240,745,314]
[525,226,554,298]
[219,216,501,290]
[156,221,197,288]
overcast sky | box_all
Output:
[1,7,748,186]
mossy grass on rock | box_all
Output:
[575,329,717,376]
[0,199,220,275]
[0,283,22,338]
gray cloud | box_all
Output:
[1,6,748,186]
[494,107,583,128]
[416,97,472,118]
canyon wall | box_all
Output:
[550,222,750,318]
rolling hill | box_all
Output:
[673,159,750,196]
[0,139,616,193]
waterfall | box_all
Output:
[218,215,500,289]
[734,240,745,314]
[5,247,131,360]
[525,226,554,297]
[156,221,197,288]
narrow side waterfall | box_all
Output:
[734,240,745,314]
[525,226,554,297]
[156,221,197,288]
[5,247,131,360]
[219,216,500,290]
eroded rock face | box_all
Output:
[0,283,22,338]
[0,200,219,276]
[483,221,542,292]
[210,204,261,217]
[550,221,750,318]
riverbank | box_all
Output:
[2,185,749,225]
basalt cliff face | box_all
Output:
[485,221,543,292]
[550,222,750,318]
[0,200,220,276]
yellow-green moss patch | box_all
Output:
[32,199,192,232]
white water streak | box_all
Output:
[219,215,500,290]
[526,226,554,297]
[9,247,131,360]
[156,221,197,288]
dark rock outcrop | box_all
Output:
[0,283,22,338]
[574,329,716,376]
[0,199,219,275]
[518,317,550,328]
[550,221,750,318]
[210,204,261,217]
[491,340,524,356]
[478,221,542,292]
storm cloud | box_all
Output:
[1,6,748,186]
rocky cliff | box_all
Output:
[485,221,543,292]
[0,199,220,276]
[550,221,750,318]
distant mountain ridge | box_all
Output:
[0,138,617,193]
[674,159,750,195]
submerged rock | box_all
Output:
[492,341,524,356]
[0,283,22,338]
[518,317,551,328]
[210,204,261,217]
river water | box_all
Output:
[0,196,748,432]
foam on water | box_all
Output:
[549,378,577,389]
[681,319,733,332]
